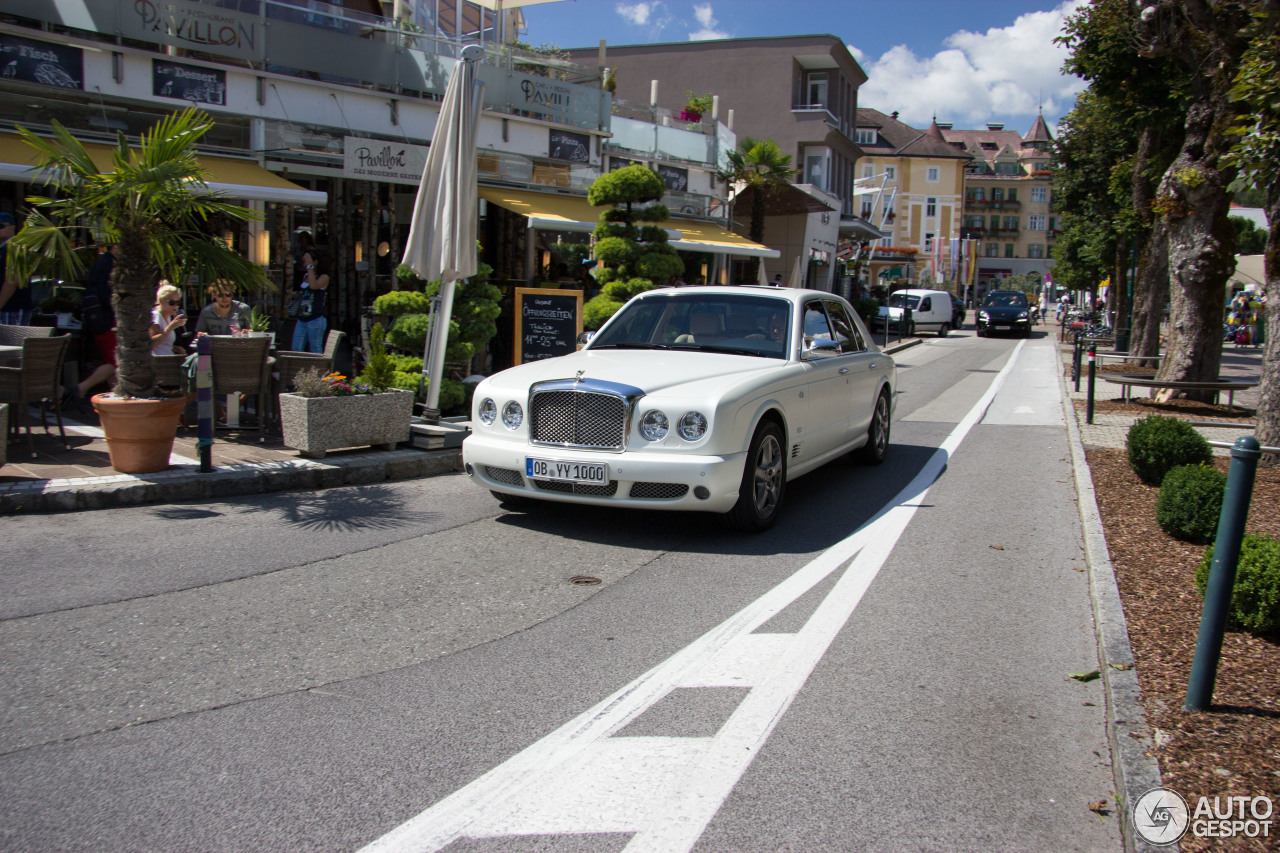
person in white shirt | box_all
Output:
[150,281,187,355]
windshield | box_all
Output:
[983,292,1028,308]
[887,293,921,310]
[589,292,792,359]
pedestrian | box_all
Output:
[195,280,252,336]
[61,244,119,411]
[1038,292,1047,325]
[290,250,329,353]
[150,281,187,356]
[0,212,35,325]
[771,274,783,287]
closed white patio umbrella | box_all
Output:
[402,44,485,419]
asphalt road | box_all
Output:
[0,324,1123,852]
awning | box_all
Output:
[0,132,327,206]
[661,218,779,258]
[480,185,778,258]
[479,185,597,233]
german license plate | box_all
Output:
[995,325,1011,330]
[527,458,608,485]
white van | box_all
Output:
[875,288,955,337]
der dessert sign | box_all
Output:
[515,288,583,364]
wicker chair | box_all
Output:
[0,325,55,348]
[0,324,54,364]
[208,335,271,442]
[323,329,346,363]
[0,335,71,458]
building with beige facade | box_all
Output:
[852,109,972,294]
[938,115,1056,299]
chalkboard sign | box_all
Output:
[656,164,688,192]
[609,156,640,171]
[515,288,583,364]
[153,59,227,105]
[549,129,590,163]
[0,34,82,89]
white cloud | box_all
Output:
[616,1,674,38]
[688,3,729,40]
[854,0,1087,131]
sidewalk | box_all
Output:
[0,406,461,513]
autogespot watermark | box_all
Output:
[1133,787,1274,845]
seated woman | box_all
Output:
[150,281,187,356]
[195,280,252,336]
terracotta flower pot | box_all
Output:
[91,394,187,474]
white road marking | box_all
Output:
[359,341,1026,853]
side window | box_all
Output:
[920,297,932,312]
[803,301,834,346]
[824,300,864,352]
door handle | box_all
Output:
[868,361,878,369]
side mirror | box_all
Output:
[577,331,596,345]
[803,338,841,359]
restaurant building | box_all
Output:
[0,0,767,358]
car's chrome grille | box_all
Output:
[628,482,689,500]
[485,466,523,486]
[533,479,618,496]
[530,390,627,450]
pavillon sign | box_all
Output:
[342,137,429,187]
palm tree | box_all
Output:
[7,108,268,398]
[719,137,797,281]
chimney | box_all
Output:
[987,122,1004,131]
[891,111,899,120]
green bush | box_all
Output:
[1126,415,1212,485]
[1156,464,1227,543]
[852,297,881,326]
[1196,534,1280,634]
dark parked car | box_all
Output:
[951,296,965,328]
[976,290,1032,337]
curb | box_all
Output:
[1057,345,1169,853]
[0,448,462,514]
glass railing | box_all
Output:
[4,0,609,130]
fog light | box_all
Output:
[465,463,474,476]
[693,485,710,500]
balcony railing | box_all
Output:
[5,0,610,130]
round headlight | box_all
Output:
[678,411,708,441]
[502,400,524,429]
[478,397,497,425]
[639,409,669,441]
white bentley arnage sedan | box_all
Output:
[462,286,896,531]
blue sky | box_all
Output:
[520,0,1089,137]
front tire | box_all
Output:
[854,390,891,466]
[724,421,786,532]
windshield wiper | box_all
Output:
[590,342,671,350]
[690,344,766,356]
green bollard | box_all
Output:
[1184,436,1261,712]
[1086,344,1096,424]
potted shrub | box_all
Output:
[278,323,413,458]
[249,306,275,347]
[7,108,268,474]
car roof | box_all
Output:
[643,285,832,305]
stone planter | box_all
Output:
[279,389,413,458]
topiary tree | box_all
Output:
[582,165,683,329]
[370,252,500,414]
[1196,533,1280,635]
[1126,415,1213,485]
[1156,463,1227,543]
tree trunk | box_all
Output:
[112,230,159,399]
[1255,181,1280,465]
[1129,223,1168,364]
[1152,99,1237,402]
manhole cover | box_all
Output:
[569,575,602,586]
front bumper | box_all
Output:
[978,315,1030,333]
[463,433,748,513]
